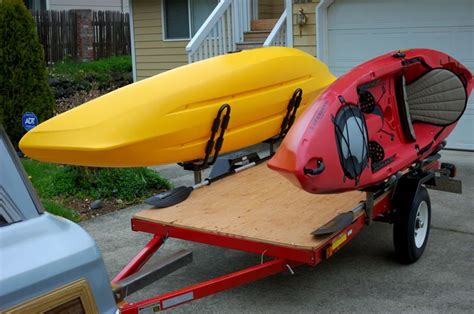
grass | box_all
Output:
[48,55,132,83]
[22,159,80,221]
[21,159,171,222]
[22,158,63,197]
[41,199,81,222]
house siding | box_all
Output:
[259,0,284,19]
[292,0,318,56]
[131,0,311,80]
[49,0,129,12]
[133,0,188,80]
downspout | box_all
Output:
[129,0,137,82]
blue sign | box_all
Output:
[22,112,38,131]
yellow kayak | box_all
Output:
[20,47,335,167]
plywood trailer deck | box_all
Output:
[112,151,459,313]
[134,163,366,251]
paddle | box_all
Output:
[145,186,196,208]
[145,161,258,208]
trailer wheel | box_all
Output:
[393,186,431,264]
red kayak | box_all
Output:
[268,49,473,194]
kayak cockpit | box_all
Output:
[398,68,467,142]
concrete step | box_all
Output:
[236,42,263,50]
[251,19,277,31]
[244,31,270,42]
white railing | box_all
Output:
[251,0,258,20]
[186,0,252,63]
[263,8,287,47]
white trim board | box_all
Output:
[285,0,293,47]
[129,0,137,82]
[315,0,334,63]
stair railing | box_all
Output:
[186,0,252,63]
[263,8,288,47]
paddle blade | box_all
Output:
[311,212,354,236]
[145,186,193,208]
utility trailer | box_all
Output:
[0,126,462,313]
[112,148,461,313]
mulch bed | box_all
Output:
[55,87,116,114]
[53,188,166,221]
[51,196,129,220]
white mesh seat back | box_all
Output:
[406,69,467,126]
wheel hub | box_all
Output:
[416,218,424,230]
[414,201,429,248]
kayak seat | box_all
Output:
[397,69,467,142]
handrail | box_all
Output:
[263,8,287,47]
[187,0,289,62]
[186,0,252,63]
[186,0,232,57]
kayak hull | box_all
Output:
[268,49,473,194]
[20,47,335,167]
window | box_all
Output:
[163,0,217,40]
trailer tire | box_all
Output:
[393,186,431,264]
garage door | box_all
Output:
[326,0,474,150]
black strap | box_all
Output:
[265,88,303,145]
[180,104,231,171]
[279,88,303,139]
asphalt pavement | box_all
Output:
[81,149,474,313]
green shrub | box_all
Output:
[53,167,172,202]
[22,159,172,203]
[0,0,54,148]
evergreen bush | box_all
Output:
[0,0,54,148]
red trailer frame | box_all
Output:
[114,159,448,313]
[114,189,391,313]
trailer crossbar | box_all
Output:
[132,218,320,265]
[120,258,296,313]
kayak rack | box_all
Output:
[178,88,304,184]
[263,88,303,154]
[144,88,305,208]
[178,103,231,182]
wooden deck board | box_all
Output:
[134,163,365,250]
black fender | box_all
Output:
[392,171,434,211]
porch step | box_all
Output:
[244,31,271,42]
[236,42,263,50]
[251,19,277,31]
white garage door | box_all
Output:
[326,0,474,150]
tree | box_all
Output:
[0,0,54,148]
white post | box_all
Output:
[128,0,137,81]
[316,0,334,62]
[285,0,293,47]
[232,1,239,44]
[251,0,258,20]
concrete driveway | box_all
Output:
[81,150,474,313]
